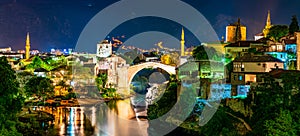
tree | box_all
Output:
[264,109,296,136]
[26,56,54,71]
[161,54,172,65]
[267,25,289,42]
[57,80,67,96]
[0,57,24,135]
[16,71,33,98]
[96,73,108,90]
[192,45,220,61]
[289,15,299,34]
[25,76,54,102]
[161,52,180,66]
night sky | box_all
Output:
[0,0,300,52]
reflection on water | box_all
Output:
[44,99,149,136]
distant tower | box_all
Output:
[226,18,246,43]
[263,10,272,37]
[25,32,30,60]
[234,18,242,42]
[97,40,112,58]
[181,27,185,56]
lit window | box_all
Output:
[277,45,283,51]
[239,75,243,81]
[272,45,276,51]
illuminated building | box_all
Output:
[33,68,48,77]
[224,41,265,59]
[226,18,246,43]
[97,40,112,58]
[296,32,300,70]
[0,47,12,53]
[254,33,264,41]
[284,39,297,53]
[230,54,284,97]
[25,32,31,60]
[95,54,129,93]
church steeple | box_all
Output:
[263,10,272,37]
[25,32,30,60]
[181,27,185,56]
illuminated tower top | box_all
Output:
[263,10,272,37]
[26,32,30,46]
[181,27,185,40]
[266,10,271,29]
[181,27,185,56]
[25,32,30,59]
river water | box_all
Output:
[42,83,164,136]
[46,99,148,136]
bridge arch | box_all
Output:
[127,62,176,86]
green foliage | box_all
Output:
[95,73,120,99]
[200,107,239,136]
[26,56,67,72]
[289,15,299,34]
[24,76,54,100]
[0,57,24,135]
[264,109,296,136]
[95,73,108,91]
[267,25,289,41]
[250,73,300,135]
[101,88,120,99]
[26,56,50,71]
[63,92,78,100]
[192,45,220,61]
[147,81,177,120]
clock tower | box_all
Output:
[97,40,112,58]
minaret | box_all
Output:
[181,27,185,56]
[263,10,272,37]
[25,32,30,60]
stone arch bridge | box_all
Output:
[94,61,176,94]
[127,62,176,85]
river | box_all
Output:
[37,82,164,136]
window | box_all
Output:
[239,75,243,81]
[277,45,283,51]
[242,49,248,52]
[234,75,237,81]
[257,63,261,66]
[241,68,245,71]
[262,64,266,67]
